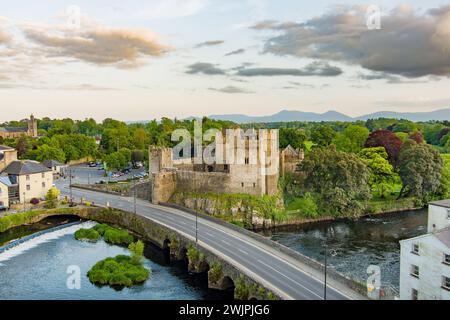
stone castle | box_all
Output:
[0,115,38,139]
[148,129,304,204]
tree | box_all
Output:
[398,141,443,199]
[131,150,144,164]
[409,131,424,144]
[279,128,307,149]
[359,147,397,198]
[298,146,371,217]
[128,240,145,264]
[36,144,66,163]
[365,129,403,165]
[310,126,336,147]
[45,187,60,209]
[132,128,149,150]
[333,125,369,153]
[16,137,29,158]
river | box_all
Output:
[260,209,428,292]
[0,217,231,300]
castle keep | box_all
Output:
[148,129,303,204]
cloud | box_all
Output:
[252,5,450,78]
[375,97,450,109]
[357,71,429,84]
[225,48,245,56]
[186,62,226,75]
[0,30,11,44]
[236,61,342,77]
[22,25,170,68]
[140,0,209,19]
[208,85,254,94]
[195,40,224,48]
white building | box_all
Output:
[42,160,67,179]
[399,200,450,300]
[2,160,53,203]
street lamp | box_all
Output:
[194,201,198,244]
[69,167,73,204]
[133,179,137,214]
[324,242,328,300]
[23,192,26,212]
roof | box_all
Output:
[0,176,12,187]
[0,145,14,151]
[42,160,65,168]
[0,127,27,133]
[436,228,450,249]
[2,161,52,175]
[429,199,450,209]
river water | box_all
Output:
[260,209,428,291]
[0,218,230,300]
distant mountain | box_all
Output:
[205,108,450,123]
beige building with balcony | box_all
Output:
[2,160,53,203]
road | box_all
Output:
[57,180,353,300]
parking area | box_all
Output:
[60,164,148,185]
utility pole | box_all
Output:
[194,202,199,245]
[69,167,73,204]
[324,242,328,300]
[88,173,91,185]
[133,179,137,214]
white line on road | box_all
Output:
[257,259,322,300]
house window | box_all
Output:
[410,265,420,278]
[253,183,256,188]
[26,185,31,191]
[411,288,418,300]
[26,175,30,181]
[444,254,450,265]
[241,182,244,187]
[447,209,450,220]
[245,157,249,165]
[442,276,450,291]
[42,173,45,178]
[42,182,46,188]
[411,243,420,255]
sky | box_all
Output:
[1,0,450,122]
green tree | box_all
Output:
[128,240,145,264]
[299,146,371,217]
[359,147,397,198]
[310,126,336,147]
[398,141,443,199]
[333,125,369,153]
[36,144,66,163]
[279,128,307,149]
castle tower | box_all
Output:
[27,114,38,138]
[149,146,173,174]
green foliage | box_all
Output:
[359,147,398,198]
[35,144,66,163]
[208,262,223,284]
[234,276,249,300]
[310,125,337,147]
[398,141,443,199]
[187,245,205,264]
[333,125,369,154]
[437,154,450,198]
[45,187,60,209]
[128,240,145,264]
[87,255,150,287]
[279,127,307,149]
[92,223,134,245]
[74,228,100,242]
[299,146,371,217]
[285,193,319,218]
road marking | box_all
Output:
[205,232,215,237]
[221,240,231,246]
[257,259,322,300]
[238,248,249,255]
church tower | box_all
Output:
[27,114,38,138]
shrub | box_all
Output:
[87,255,150,287]
[234,276,249,300]
[208,262,223,284]
[103,228,134,245]
[30,198,40,205]
[128,241,145,264]
[74,228,100,242]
